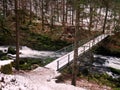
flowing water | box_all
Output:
[0,46,120,78]
[93,55,120,78]
[0,46,55,59]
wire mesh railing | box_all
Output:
[56,34,108,70]
[53,33,101,59]
[45,33,109,70]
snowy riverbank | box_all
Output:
[0,67,86,90]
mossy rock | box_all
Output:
[0,64,12,74]
[8,47,16,54]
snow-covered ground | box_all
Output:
[0,67,86,90]
[0,60,13,68]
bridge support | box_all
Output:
[68,54,70,65]
[57,60,59,71]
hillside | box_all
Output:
[94,32,120,57]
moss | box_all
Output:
[0,56,9,60]
[113,88,120,90]
[17,58,54,70]
[27,33,70,51]
[0,64,12,74]
[37,57,55,67]
[108,67,120,75]
[19,63,31,70]
[93,33,120,57]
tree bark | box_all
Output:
[71,1,80,86]
[41,0,44,31]
[89,3,93,32]
[102,4,108,33]
[15,0,20,71]
[29,0,32,24]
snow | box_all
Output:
[0,60,13,68]
[0,46,8,53]
[0,67,86,90]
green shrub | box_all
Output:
[113,88,120,90]
[42,58,54,66]
[1,56,9,60]
[109,67,120,75]
[0,64,12,74]
[8,47,16,54]
[19,63,31,70]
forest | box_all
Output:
[0,0,120,90]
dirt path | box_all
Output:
[14,67,86,90]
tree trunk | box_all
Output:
[102,5,108,33]
[71,2,80,86]
[29,0,32,24]
[15,0,20,71]
[3,0,7,18]
[62,0,65,26]
[89,3,93,32]
[41,0,44,31]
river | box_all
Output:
[93,54,120,78]
[0,46,120,78]
[0,46,55,59]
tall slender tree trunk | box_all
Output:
[15,0,20,71]
[95,6,102,31]
[3,0,7,18]
[89,3,93,32]
[71,8,74,25]
[65,2,68,24]
[50,1,54,31]
[62,0,65,26]
[56,0,59,22]
[21,0,26,23]
[102,6,108,33]
[71,1,80,86]
[29,0,32,24]
[41,0,44,31]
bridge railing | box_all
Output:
[53,33,101,59]
[56,34,108,70]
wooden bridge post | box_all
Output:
[72,44,74,50]
[89,43,91,49]
[97,37,99,42]
[98,36,100,41]
[101,35,102,40]
[83,46,85,52]
[57,60,59,70]
[92,39,94,46]
[64,47,66,53]
[55,53,57,59]
[68,54,70,65]
[104,34,105,38]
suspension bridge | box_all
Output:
[45,32,113,71]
